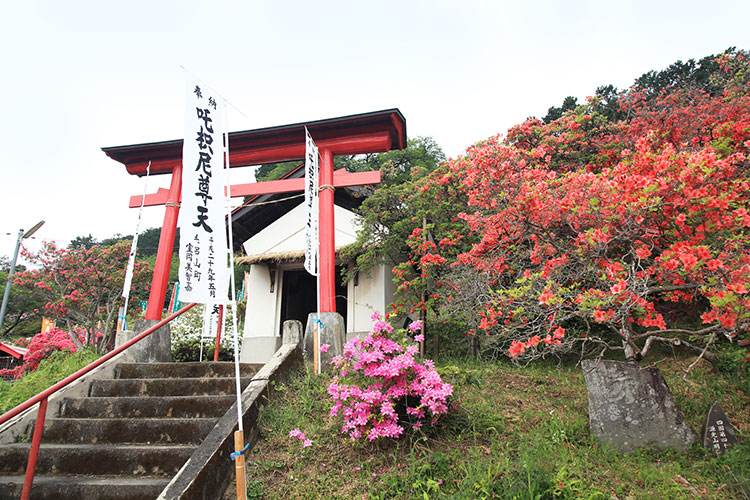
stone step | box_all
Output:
[89,377,254,397]
[60,395,237,418]
[0,443,195,476]
[0,474,170,500]
[38,417,218,445]
[115,361,261,380]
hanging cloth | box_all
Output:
[119,161,151,332]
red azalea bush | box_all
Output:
[0,327,85,379]
[14,241,150,351]
[440,51,750,364]
[327,314,453,441]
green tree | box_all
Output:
[135,227,179,258]
[254,160,301,182]
[340,137,474,354]
[100,233,132,247]
[541,47,746,125]
[335,136,445,186]
[0,257,45,338]
[543,95,579,124]
[68,234,97,249]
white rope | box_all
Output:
[221,101,244,432]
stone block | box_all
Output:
[239,336,282,364]
[282,320,304,347]
[701,401,738,455]
[303,312,345,368]
[118,320,172,363]
[582,359,695,453]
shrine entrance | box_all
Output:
[279,266,347,336]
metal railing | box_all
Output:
[0,302,197,500]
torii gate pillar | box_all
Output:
[104,109,406,321]
[146,163,182,320]
[318,148,336,312]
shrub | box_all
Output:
[327,314,453,441]
[170,304,240,362]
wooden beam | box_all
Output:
[132,170,382,207]
[118,131,393,177]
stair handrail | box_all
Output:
[0,302,197,425]
[0,302,197,500]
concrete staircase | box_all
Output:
[0,361,261,500]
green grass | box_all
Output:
[0,348,100,414]
[245,356,748,499]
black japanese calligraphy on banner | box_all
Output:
[178,78,229,304]
[304,127,318,276]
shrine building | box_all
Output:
[231,163,398,362]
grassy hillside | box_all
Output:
[241,355,748,499]
[0,349,100,415]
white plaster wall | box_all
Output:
[348,263,395,334]
[243,263,279,338]
[243,203,360,257]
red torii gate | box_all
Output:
[104,109,406,320]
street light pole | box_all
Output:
[0,221,45,335]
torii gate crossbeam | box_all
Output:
[104,109,406,321]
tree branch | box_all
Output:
[639,335,718,364]
[632,323,721,339]
[682,331,717,380]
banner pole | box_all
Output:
[222,103,246,500]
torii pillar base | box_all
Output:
[115,320,172,363]
[304,312,345,369]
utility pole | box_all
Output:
[0,221,45,335]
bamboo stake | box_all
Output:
[313,320,320,374]
[234,430,247,500]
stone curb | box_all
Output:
[156,343,303,500]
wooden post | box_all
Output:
[318,148,336,313]
[234,430,247,500]
[214,305,224,362]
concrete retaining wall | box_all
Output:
[157,329,303,499]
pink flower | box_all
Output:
[407,320,423,332]
[302,439,313,448]
[320,343,330,353]
[414,334,425,342]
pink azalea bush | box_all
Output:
[327,314,453,441]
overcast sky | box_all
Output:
[1,0,748,261]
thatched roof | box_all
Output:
[235,247,347,265]
[235,250,304,265]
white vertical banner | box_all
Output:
[178,78,230,304]
[304,127,319,276]
[122,162,150,301]
[199,304,222,361]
